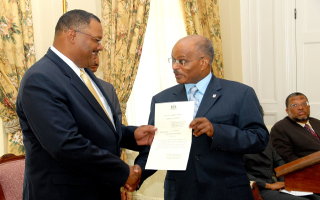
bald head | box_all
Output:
[175,35,214,65]
[171,35,213,84]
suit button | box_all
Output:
[195,155,200,160]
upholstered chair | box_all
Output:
[0,154,25,200]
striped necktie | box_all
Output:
[304,124,320,140]
[189,86,200,118]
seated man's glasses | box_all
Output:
[289,102,309,108]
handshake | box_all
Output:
[120,125,156,198]
[124,165,142,192]
[120,165,142,200]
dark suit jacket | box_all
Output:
[98,79,122,123]
[244,141,285,189]
[16,49,146,200]
[270,117,320,163]
[147,74,269,200]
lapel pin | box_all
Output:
[212,94,217,98]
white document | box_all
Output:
[279,189,313,196]
[146,101,194,170]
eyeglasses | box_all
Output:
[289,101,309,108]
[75,30,102,45]
[168,57,204,66]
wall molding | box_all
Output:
[240,0,297,126]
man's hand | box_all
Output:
[189,117,214,137]
[124,165,142,192]
[120,188,133,200]
[265,182,285,190]
[134,125,156,145]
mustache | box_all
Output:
[293,116,309,122]
[173,70,181,75]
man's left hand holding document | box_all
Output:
[146,101,194,170]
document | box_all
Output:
[279,189,313,196]
[146,101,194,170]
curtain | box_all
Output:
[101,1,150,199]
[0,0,35,154]
[100,0,150,125]
[180,0,224,78]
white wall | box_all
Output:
[240,0,293,127]
[240,0,320,126]
[31,0,101,60]
[31,0,62,60]
[295,0,320,119]
[219,0,243,82]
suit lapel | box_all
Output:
[86,69,121,134]
[310,119,320,134]
[196,76,221,117]
[45,49,118,134]
[308,119,320,141]
[172,84,188,101]
[70,75,117,132]
[287,117,320,142]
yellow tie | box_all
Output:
[80,69,114,126]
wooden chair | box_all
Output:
[0,154,25,200]
[250,181,264,200]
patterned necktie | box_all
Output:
[304,124,320,140]
[189,86,200,118]
[80,69,115,127]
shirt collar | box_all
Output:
[185,73,212,95]
[50,46,81,77]
[297,120,311,127]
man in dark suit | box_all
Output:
[16,10,155,200]
[88,56,122,123]
[271,92,320,163]
[145,35,269,200]
[244,141,320,200]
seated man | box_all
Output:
[244,141,320,200]
[271,92,320,163]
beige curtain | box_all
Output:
[100,0,150,125]
[0,0,36,154]
[100,1,151,199]
[180,0,224,78]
